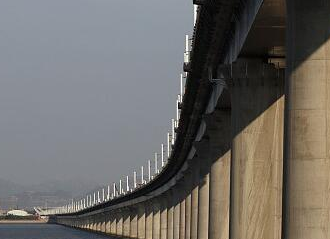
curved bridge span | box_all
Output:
[46,0,330,239]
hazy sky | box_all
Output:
[0,0,192,185]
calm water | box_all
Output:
[0,224,114,239]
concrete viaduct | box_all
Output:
[47,0,330,238]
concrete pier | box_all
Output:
[196,140,210,239]
[167,191,174,239]
[179,193,185,239]
[284,1,330,238]
[229,60,284,239]
[130,208,138,238]
[190,157,199,239]
[153,200,161,239]
[160,197,168,239]
[111,212,117,235]
[146,202,153,239]
[207,109,231,239]
[138,204,146,239]
[124,209,131,237]
[173,191,181,239]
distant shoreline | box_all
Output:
[0,220,47,224]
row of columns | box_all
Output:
[56,60,284,239]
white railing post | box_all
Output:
[171,119,176,146]
[119,180,122,195]
[180,73,184,99]
[102,188,105,202]
[184,35,190,64]
[107,185,110,200]
[134,171,137,188]
[161,144,165,167]
[167,133,171,158]
[97,191,100,203]
[194,5,198,24]
[126,176,130,192]
[113,182,117,198]
[141,166,144,184]
[148,160,151,181]
[155,153,159,174]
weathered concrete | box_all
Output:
[138,204,146,239]
[146,202,153,239]
[184,183,191,239]
[207,109,231,239]
[284,1,330,239]
[196,140,210,239]
[111,212,117,235]
[101,213,106,233]
[124,209,131,237]
[229,60,284,239]
[153,200,161,239]
[167,191,174,239]
[130,208,138,238]
[106,211,111,234]
[160,196,168,239]
[117,210,124,236]
[173,189,181,239]
[179,194,185,239]
[190,157,199,239]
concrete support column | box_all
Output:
[179,192,186,239]
[130,207,138,238]
[146,201,154,239]
[196,140,210,239]
[106,211,111,234]
[190,156,200,239]
[97,214,102,231]
[87,216,90,230]
[207,108,231,239]
[110,212,117,235]
[229,60,284,239]
[184,177,192,239]
[284,2,330,238]
[173,189,181,239]
[94,214,101,231]
[92,214,97,231]
[116,210,123,236]
[153,200,161,239]
[101,213,106,233]
[167,191,174,239]
[124,209,131,237]
[138,203,146,239]
[160,195,168,239]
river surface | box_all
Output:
[0,223,114,239]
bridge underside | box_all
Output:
[56,1,330,239]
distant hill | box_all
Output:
[0,178,26,198]
[0,178,102,209]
